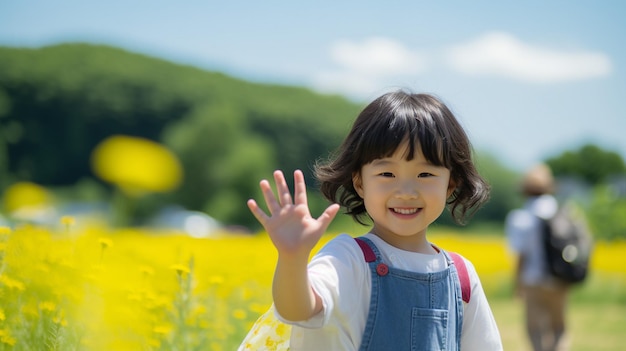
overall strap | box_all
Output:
[354,237,471,303]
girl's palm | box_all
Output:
[247,170,340,256]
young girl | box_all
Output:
[244,90,503,350]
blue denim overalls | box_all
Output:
[355,237,464,351]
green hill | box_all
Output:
[0,43,361,226]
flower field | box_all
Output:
[0,222,625,350]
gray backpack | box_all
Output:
[541,204,593,284]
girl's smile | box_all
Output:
[391,207,421,216]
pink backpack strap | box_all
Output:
[449,252,471,303]
[355,237,377,262]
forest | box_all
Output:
[0,43,624,238]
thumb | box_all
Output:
[317,204,341,230]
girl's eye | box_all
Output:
[418,173,434,178]
[379,172,394,177]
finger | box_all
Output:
[293,169,308,206]
[259,179,281,214]
[247,199,269,225]
[273,170,293,206]
[317,203,341,230]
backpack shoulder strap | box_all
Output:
[354,237,377,262]
[449,252,471,303]
[354,238,471,303]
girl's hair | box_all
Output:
[315,90,490,225]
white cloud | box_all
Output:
[330,37,426,76]
[311,37,427,98]
[310,32,614,99]
[445,31,612,83]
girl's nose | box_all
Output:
[395,181,419,199]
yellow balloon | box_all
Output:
[91,135,183,196]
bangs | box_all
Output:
[355,96,449,168]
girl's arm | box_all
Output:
[272,250,322,321]
[247,169,340,321]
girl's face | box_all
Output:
[353,141,455,251]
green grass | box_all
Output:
[492,298,626,351]
[490,272,626,351]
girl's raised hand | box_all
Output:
[247,170,340,257]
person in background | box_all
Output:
[505,163,569,351]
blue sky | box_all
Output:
[1,1,625,171]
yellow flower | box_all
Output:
[208,275,224,285]
[152,325,172,335]
[91,135,183,196]
[35,263,50,273]
[60,215,76,226]
[0,227,11,236]
[148,338,161,348]
[0,309,5,321]
[170,264,190,275]
[192,305,207,316]
[98,237,113,249]
[127,290,142,302]
[232,309,247,320]
[53,311,68,326]
[140,265,155,276]
[21,304,38,318]
[1,334,16,346]
[39,301,56,313]
[2,182,52,214]
[249,303,269,315]
[0,275,25,291]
